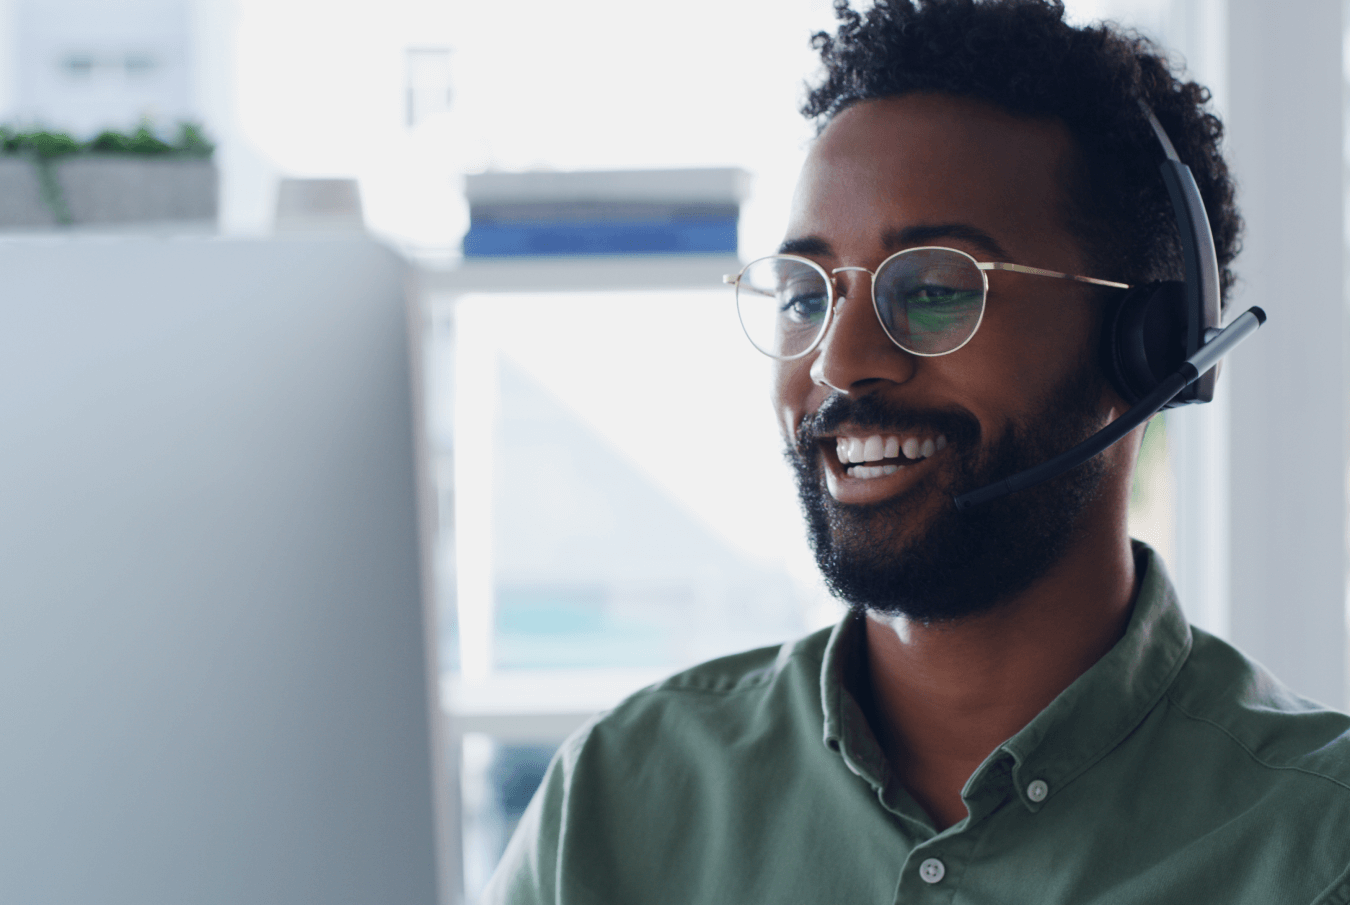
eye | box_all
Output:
[778,285,829,324]
[906,285,965,304]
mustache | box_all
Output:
[794,393,982,457]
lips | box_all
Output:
[793,393,980,504]
[810,427,953,505]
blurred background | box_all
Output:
[0,0,1341,903]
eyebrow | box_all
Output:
[777,223,1013,262]
[777,235,832,257]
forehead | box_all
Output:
[786,93,1084,264]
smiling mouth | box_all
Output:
[828,432,950,479]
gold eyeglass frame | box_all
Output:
[723,246,1131,361]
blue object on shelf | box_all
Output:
[463,217,738,257]
[462,168,748,258]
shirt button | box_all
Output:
[919,857,946,884]
[1027,779,1049,802]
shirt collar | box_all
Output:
[820,610,889,790]
[820,543,1193,817]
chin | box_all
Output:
[788,382,1110,624]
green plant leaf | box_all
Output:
[0,120,215,158]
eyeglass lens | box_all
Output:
[735,248,986,359]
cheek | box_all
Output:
[961,301,1097,405]
[772,360,814,440]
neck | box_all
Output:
[860,520,1138,831]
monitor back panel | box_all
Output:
[0,235,441,905]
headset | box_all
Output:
[953,100,1266,511]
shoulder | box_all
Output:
[485,624,876,905]
[636,623,833,700]
[560,624,835,765]
[1166,625,1350,790]
[1157,631,1350,903]
[485,627,841,900]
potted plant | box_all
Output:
[0,121,216,229]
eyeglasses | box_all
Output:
[723,246,1130,360]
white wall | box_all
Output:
[1223,0,1347,709]
[11,0,194,132]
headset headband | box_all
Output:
[1138,99,1222,405]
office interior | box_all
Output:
[0,1,1342,903]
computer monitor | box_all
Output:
[0,234,445,904]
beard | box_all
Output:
[788,364,1110,624]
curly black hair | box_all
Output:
[802,0,1241,306]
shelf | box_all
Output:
[413,252,742,296]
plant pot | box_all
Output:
[0,156,217,229]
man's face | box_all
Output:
[775,93,1118,622]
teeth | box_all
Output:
[834,432,949,472]
[862,435,884,462]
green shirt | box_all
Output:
[485,547,1350,904]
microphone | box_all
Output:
[952,306,1267,512]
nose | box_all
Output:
[808,269,917,393]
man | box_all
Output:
[486,2,1350,902]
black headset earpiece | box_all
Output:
[1097,101,1222,408]
[1100,279,1188,405]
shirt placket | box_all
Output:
[882,751,1016,904]
[891,831,980,904]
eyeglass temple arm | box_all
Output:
[725,264,1130,290]
[978,262,1130,290]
